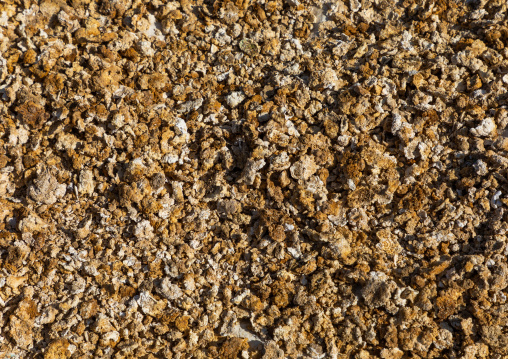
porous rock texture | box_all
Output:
[1,0,508,358]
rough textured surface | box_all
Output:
[1,0,508,358]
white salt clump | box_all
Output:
[18,212,47,233]
[102,331,120,344]
[0,12,8,27]
[71,276,86,294]
[143,13,164,41]
[473,159,488,176]
[269,152,291,171]
[347,178,356,190]
[215,28,232,46]
[174,117,188,135]
[111,113,125,129]
[138,40,154,56]
[134,220,154,239]
[333,236,351,260]
[285,62,300,75]
[333,39,353,57]
[287,247,301,258]
[391,113,403,134]
[67,344,77,355]
[158,277,183,300]
[231,289,250,305]
[491,190,502,209]
[177,98,203,113]
[17,126,29,145]
[310,68,341,90]
[470,118,496,137]
[55,132,80,151]
[162,154,179,164]
[286,120,300,137]
[226,91,245,108]
[400,31,413,50]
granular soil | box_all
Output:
[1,0,508,358]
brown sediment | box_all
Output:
[1,0,508,358]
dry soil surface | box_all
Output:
[1,0,508,358]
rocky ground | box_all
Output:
[1,0,508,358]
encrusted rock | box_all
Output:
[289,155,318,181]
[77,169,94,196]
[28,170,67,205]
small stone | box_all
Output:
[157,278,183,300]
[44,339,70,359]
[263,341,285,359]
[290,155,317,181]
[23,49,37,65]
[9,316,33,349]
[174,117,188,136]
[28,170,66,205]
[219,337,248,359]
[18,212,47,233]
[124,158,146,182]
[0,172,14,197]
[77,169,95,196]
[239,39,259,56]
[473,159,488,176]
[332,235,351,261]
[361,272,398,310]
[134,220,154,239]
[137,291,166,317]
[175,315,190,331]
[217,199,241,216]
